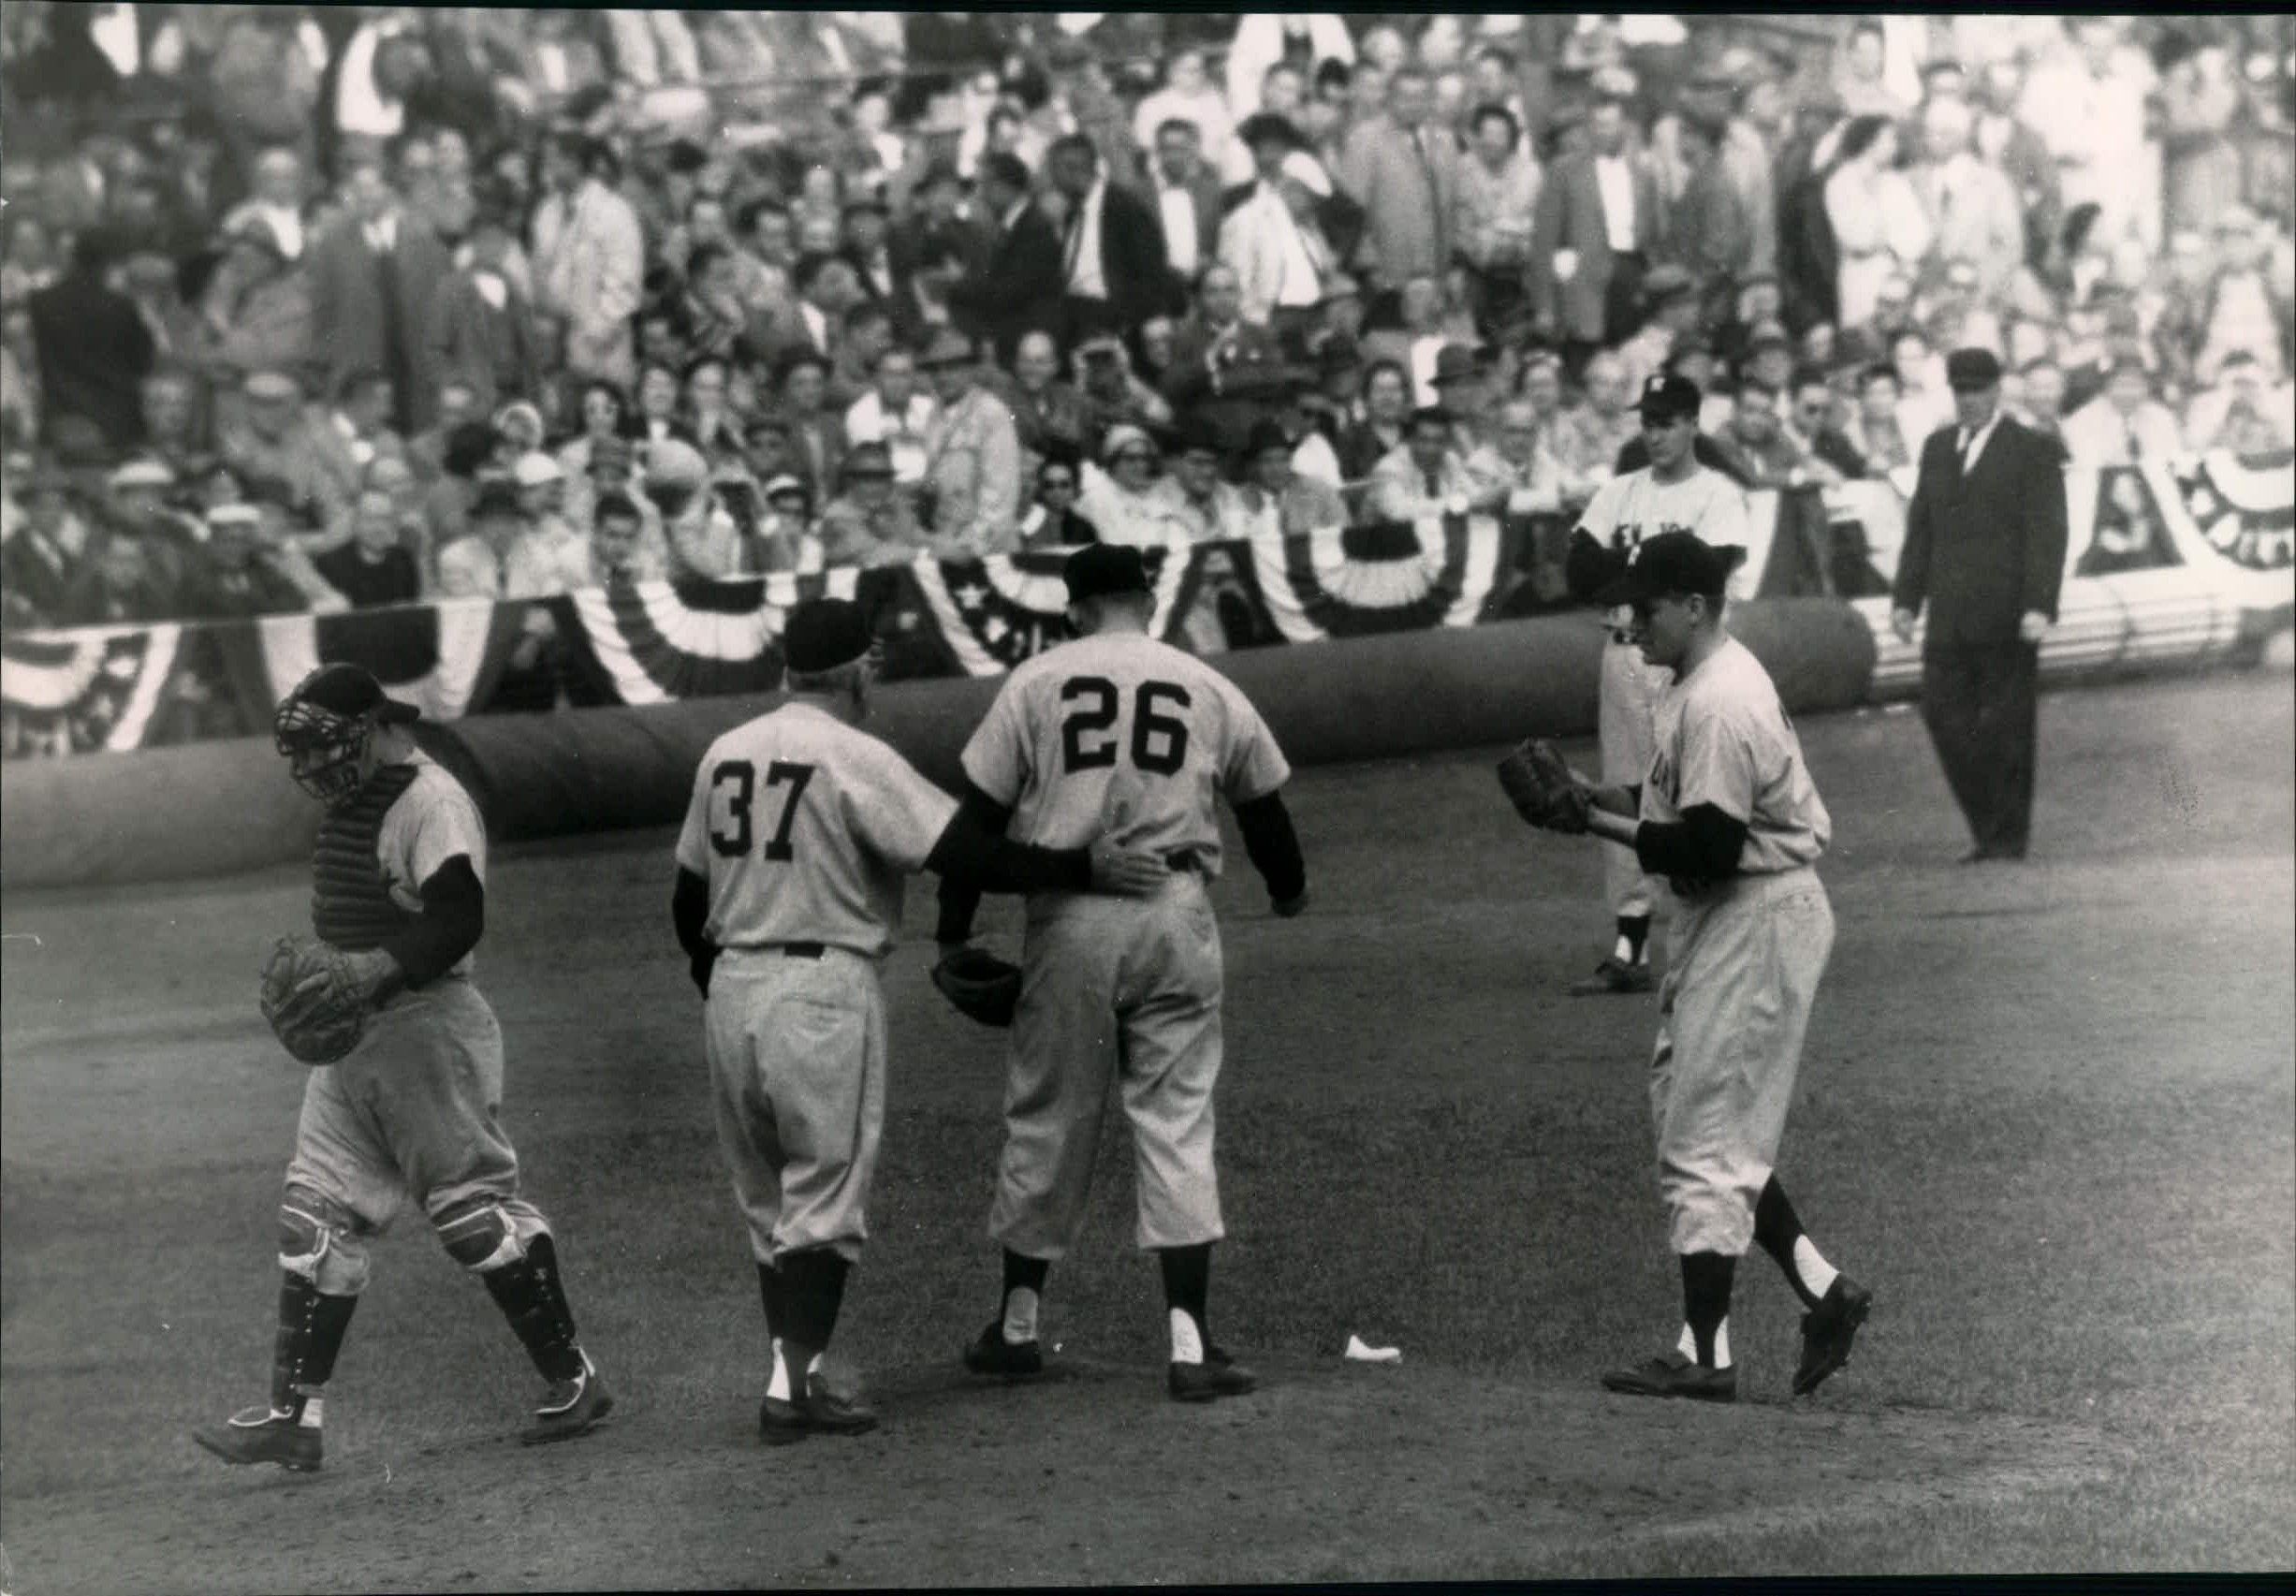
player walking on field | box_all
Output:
[936,544,1309,1401]
[1551,531,1871,1401]
[670,599,1168,1442]
[1563,374,1753,996]
[195,665,611,1472]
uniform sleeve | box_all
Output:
[1698,475,1756,552]
[1670,705,1762,825]
[407,778,489,887]
[674,755,715,875]
[847,740,960,873]
[1220,685,1292,805]
[1574,476,1623,545]
[959,676,1033,808]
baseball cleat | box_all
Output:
[1793,1275,1874,1396]
[1600,1352,1737,1402]
[1569,958,1655,997]
[522,1352,613,1444]
[759,1385,880,1445]
[963,1319,1045,1379]
[1168,1344,1257,1402]
[193,1405,323,1472]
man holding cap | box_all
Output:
[1562,373,1754,996]
[197,664,614,1470]
[671,599,1170,1442]
[1548,532,1871,1403]
[1891,346,2068,863]
[938,544,1309,1402]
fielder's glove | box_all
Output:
[931,945,1023,1028]
[1496,738,1592,835]
[259,936,392,1065]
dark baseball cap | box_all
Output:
[1638,373,1703,422]
[782,598,874,674]
[1595,530,1746,607]
[1945,347,2004,391]
[1063,543,1152,605]
[292,663,419,724]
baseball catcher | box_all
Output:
[194,665,612,1472]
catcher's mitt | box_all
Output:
[931,947,1023,1028]
[259,936,373,1065]
[1496,738,1592,834]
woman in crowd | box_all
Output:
[1823,116,1930,334]
[1338,359,1413,483]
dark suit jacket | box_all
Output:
[1530,152,1667,343]
[429,271,541,410]
[948,202,1065,362]
[29,271,155,448]
[306,216,452,433]
[1066,182,1169,329]
[1893,416,2069,649]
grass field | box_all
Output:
[3,668,2291,1588]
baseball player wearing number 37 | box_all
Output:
[937,544,1309,1401]
[194,665,611,1472]
[1528,533,1873,1401]
[670,600,1170,1443]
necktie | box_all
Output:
[1423,468,1440,498]
[1957,428,1975,475]
[2125,418,2142,461]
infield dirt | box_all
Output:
[3,669,2289,1586]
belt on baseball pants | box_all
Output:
[773,943,826,959]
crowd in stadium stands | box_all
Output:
[2,7,2291,639]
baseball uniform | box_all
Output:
[1574,462,1753,979]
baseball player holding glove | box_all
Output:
[194,666,610,1472]
[670,599,1167,1444]
[937,544,1309,1403]
[1528,532,1872,1401]
[1561,373,1754,996]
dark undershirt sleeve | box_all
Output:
[378,856,485,988]
[935,782,1013,944]
[926,806,1093,897]
[1633,803,1749,883]
[1233,790,1306,902]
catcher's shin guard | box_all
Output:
[480,1232,587,1383]
[270,1273,359,1410]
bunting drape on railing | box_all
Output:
[6,461,2289,759]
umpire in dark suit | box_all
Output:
[1891,348,2069,862]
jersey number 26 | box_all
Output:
[709,760,813,860]
[1060,678,1190,776]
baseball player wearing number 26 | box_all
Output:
[938,544,1309,1402]
[194,666,611,1472]
[1561,532,1873,1401]
[670,600,1169,1443]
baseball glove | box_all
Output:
[259,935,373,1065]
[1496,738,1592,834]
[931,946,1023,1028]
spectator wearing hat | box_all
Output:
[918,330,1021,558]
[510,450,591,592]
[1047,135,1172,347]
[817,445,925,569]
[1455,102,1542,337]
[308,156,451,439]
[1427,343,1493,452]
[1368,405,1493,523]
[1162,418,1236,545]
[314,486,426,608]
[1891,346,2069,864]
[194,212,316,383]
[1163,264,1292,457]
[531,132,646,389]
[1908,97,2025,304]
[1531,93,1666,371]
[217,370,354,539]
[1232,414,1349,538]
[2061,359,2186,467]
[1016,449,1101,549]
[29,227,156,452]
[1075,424,1192,549]
[2,463,88,628]
[945,154,1065,366]
[183,501,343,620]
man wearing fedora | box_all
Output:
[919,329,1022,559]
[1891,347,2069,863]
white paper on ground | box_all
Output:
[1344,1334,1402,1364]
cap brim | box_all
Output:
[377,699,421,725]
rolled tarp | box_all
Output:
[1,599,1876,887]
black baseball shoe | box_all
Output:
[1600,1351,1737,1402]
[1168,1343,1257,1402]
[963,1319,1045,1379]
[1793,1275,1875,1395]
[523,1351,613,1444]
[194,1404,324,1472]
[1569,958,1654,996]
[759,1384,880,1444]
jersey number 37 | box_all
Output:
[709,760,813,859]
[1060,677,1190,776]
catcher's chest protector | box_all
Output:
[310,763,421,949]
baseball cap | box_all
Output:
[1945,347,2004,391]
[1064,543,1152,605]
[1595,530,1746,607]
[1638,373,1703,423]
[291,663,419,725]
[782,598,873,674]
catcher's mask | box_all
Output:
[274,664,418,805]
